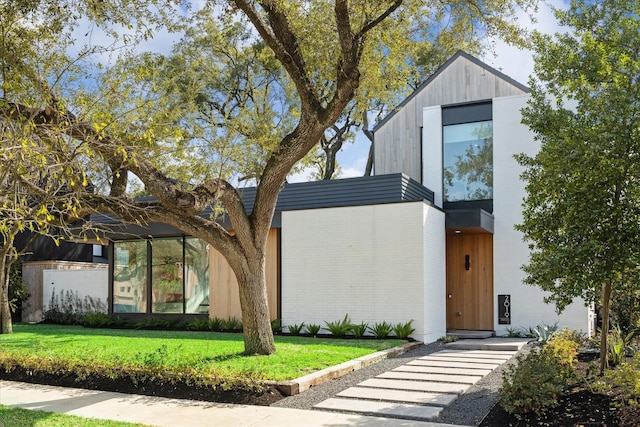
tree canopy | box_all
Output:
[518,0,640,372]
[2,0,536,354]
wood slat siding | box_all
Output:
[22,261,107,323]
[375,53,527,182]
[209,228,279,321]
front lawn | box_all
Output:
[0,405,149,427]
[0,324,404,383]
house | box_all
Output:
[95,51,593,342]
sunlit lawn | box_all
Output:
[0,405,149,427]
[0,324,404,382]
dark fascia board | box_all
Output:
[97,173,435,239]
[373,50,530,133]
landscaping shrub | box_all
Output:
[286,322,305,335]
[270,318,282,334]
[392,320,415,339]
[305,323,321,336]
[325,314,353,336]
[499,346,573,417]
[368,321,392,338]
[223,316,241,332]
[43,289,106,325]
[351,322,368,338]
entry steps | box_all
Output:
[314,338,529,423]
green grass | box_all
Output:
[0,405,149,427]
[0,324,404,382]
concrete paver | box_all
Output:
[314,398,444,421]
[377,371,482,384]
[407,359,500,369]
[424,353,512,361]
[414,355,504,364]
[358,378,471,394]
[392,365,493,376]
[336,387,458,406]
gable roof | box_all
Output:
[373,50,529,132]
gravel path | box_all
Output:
[272,341,531,426]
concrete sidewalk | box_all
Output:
[0,380,469,427]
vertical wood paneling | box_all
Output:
[446,233,493,330]
[375,55,527,183]
[209,229,279,321]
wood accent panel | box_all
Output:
[375,55,527,181]
[209,229,279,321]
[446,233,493,330]
[22,261,107,323]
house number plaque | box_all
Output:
[498,294,511,325]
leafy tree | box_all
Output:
[2,0,536,355]
[517,0,640,373]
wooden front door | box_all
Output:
[446,233,493,330]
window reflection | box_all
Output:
[151,238,184,313]
[443,121,493,202]
[113,241,147,313]
[185,237,210,314]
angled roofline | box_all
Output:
[373,50,530,133]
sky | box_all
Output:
[286,0,569,183]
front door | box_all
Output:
[446,233,493,330]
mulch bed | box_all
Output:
[480,352,636,427]
[0,367,285,406]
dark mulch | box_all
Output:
[480,353,636,427]
[0,367,285,406]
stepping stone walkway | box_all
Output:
[313,344,522,423]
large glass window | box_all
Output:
[151,238,184,313]
[185,237,210,314]
[443,120,493,202]
[113,237,210,314]
[113,241,147,313]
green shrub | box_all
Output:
[607,324,637,366]
[8,262,28,314]
[43,289,106,325]
[499,346,571,417]
[209,317,225,331]
[325,314,353,336]
[533,322,558,344]
[368,321,392,338]
[438,335,459,343]
[604,353,640,401]
[287,322,305,335]
[305,323,321,336]
[270,318,282,334]
[505,327,525,338]
[222,316,240,331]
[392,320,415,339]
[351,322,368,338]
[83,312,113,328]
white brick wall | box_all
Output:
[423,106,443,208]
[43,269,109,312]
[281,201,446,342]
[493,95,593,335]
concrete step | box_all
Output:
[447,330,494,339]
[359,378,470,394]
[393,365,493,376]
[438,349,519,356]
[336,386,458,406]
[416,355,504,365]
[314,398,443,421]
[378,371,482,384]
[408,359,500,370]
[446,338,531,351]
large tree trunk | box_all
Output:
[236,255,276,355]
[0,255,12,334]
[599,281,613,374]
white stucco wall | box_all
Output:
[281,201,446,343]
[43,269,109,312]
[493,94,593,335]
[423,106,444,208]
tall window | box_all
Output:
[113,241,147,313]
[443,120,493,202]
[113,237,210,314]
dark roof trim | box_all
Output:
[373,50,530,133]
